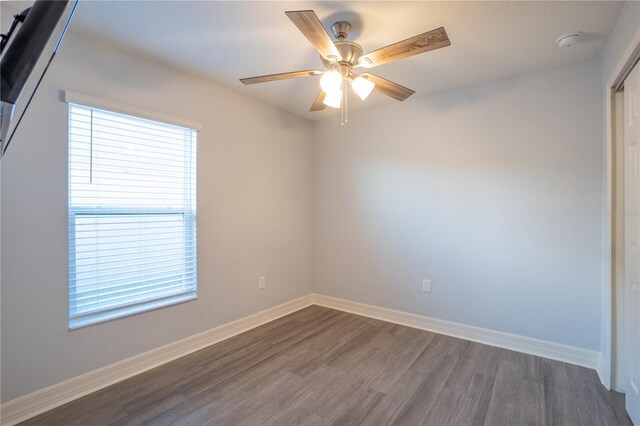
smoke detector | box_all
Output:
[556,32,582,48]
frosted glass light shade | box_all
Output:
[320,71,342,93]
[351,76,375,100]
[323,89,342,108]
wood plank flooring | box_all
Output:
[21,306,633,426]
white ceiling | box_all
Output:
[7,1,626,120]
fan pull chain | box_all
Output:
[345,83,348,124]
[341,80,344,127]
[341,79,348,127]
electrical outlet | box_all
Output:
[422,279,431,293]
[259,276,266,289]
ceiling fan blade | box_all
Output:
[361,27,450,67]
[240,70,322,85]
[360,73,415,101]
[309,91,327,111]
[285,10,341,60]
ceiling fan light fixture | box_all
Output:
[320,71,342,93]
[323,89,342,108]
[351,76,375,100]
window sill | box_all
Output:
[69,292,197,330]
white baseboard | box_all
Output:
[0,295,314,426]
[311,293,601,371]
[597,355,611,390]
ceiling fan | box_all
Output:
[240,10,450,119]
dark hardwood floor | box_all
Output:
[21,306,633,425]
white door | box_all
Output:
[624,60,640,425]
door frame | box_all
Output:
[612,89,625,391]
[603,34,640,391]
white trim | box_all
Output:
[311,293,600,370]
[602,21,640,392]
[597,360,608,389]
[63,90,203,131]
[0,295,313,426]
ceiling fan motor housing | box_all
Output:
[321,41,364,69]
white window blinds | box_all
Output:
[68,103,197,329]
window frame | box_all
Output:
[66,94,200,330]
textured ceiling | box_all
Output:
[3,1,625,120]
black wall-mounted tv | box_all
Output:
[0,0,75,156]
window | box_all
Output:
[68,103,197,329]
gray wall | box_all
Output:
[0,34,315,402]
[313,60,603,351]
[1,21,610,403]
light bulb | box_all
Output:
[351,76,375,101]
[357,57,373,68]
[320,71,342,93]
[323,89,342,108]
